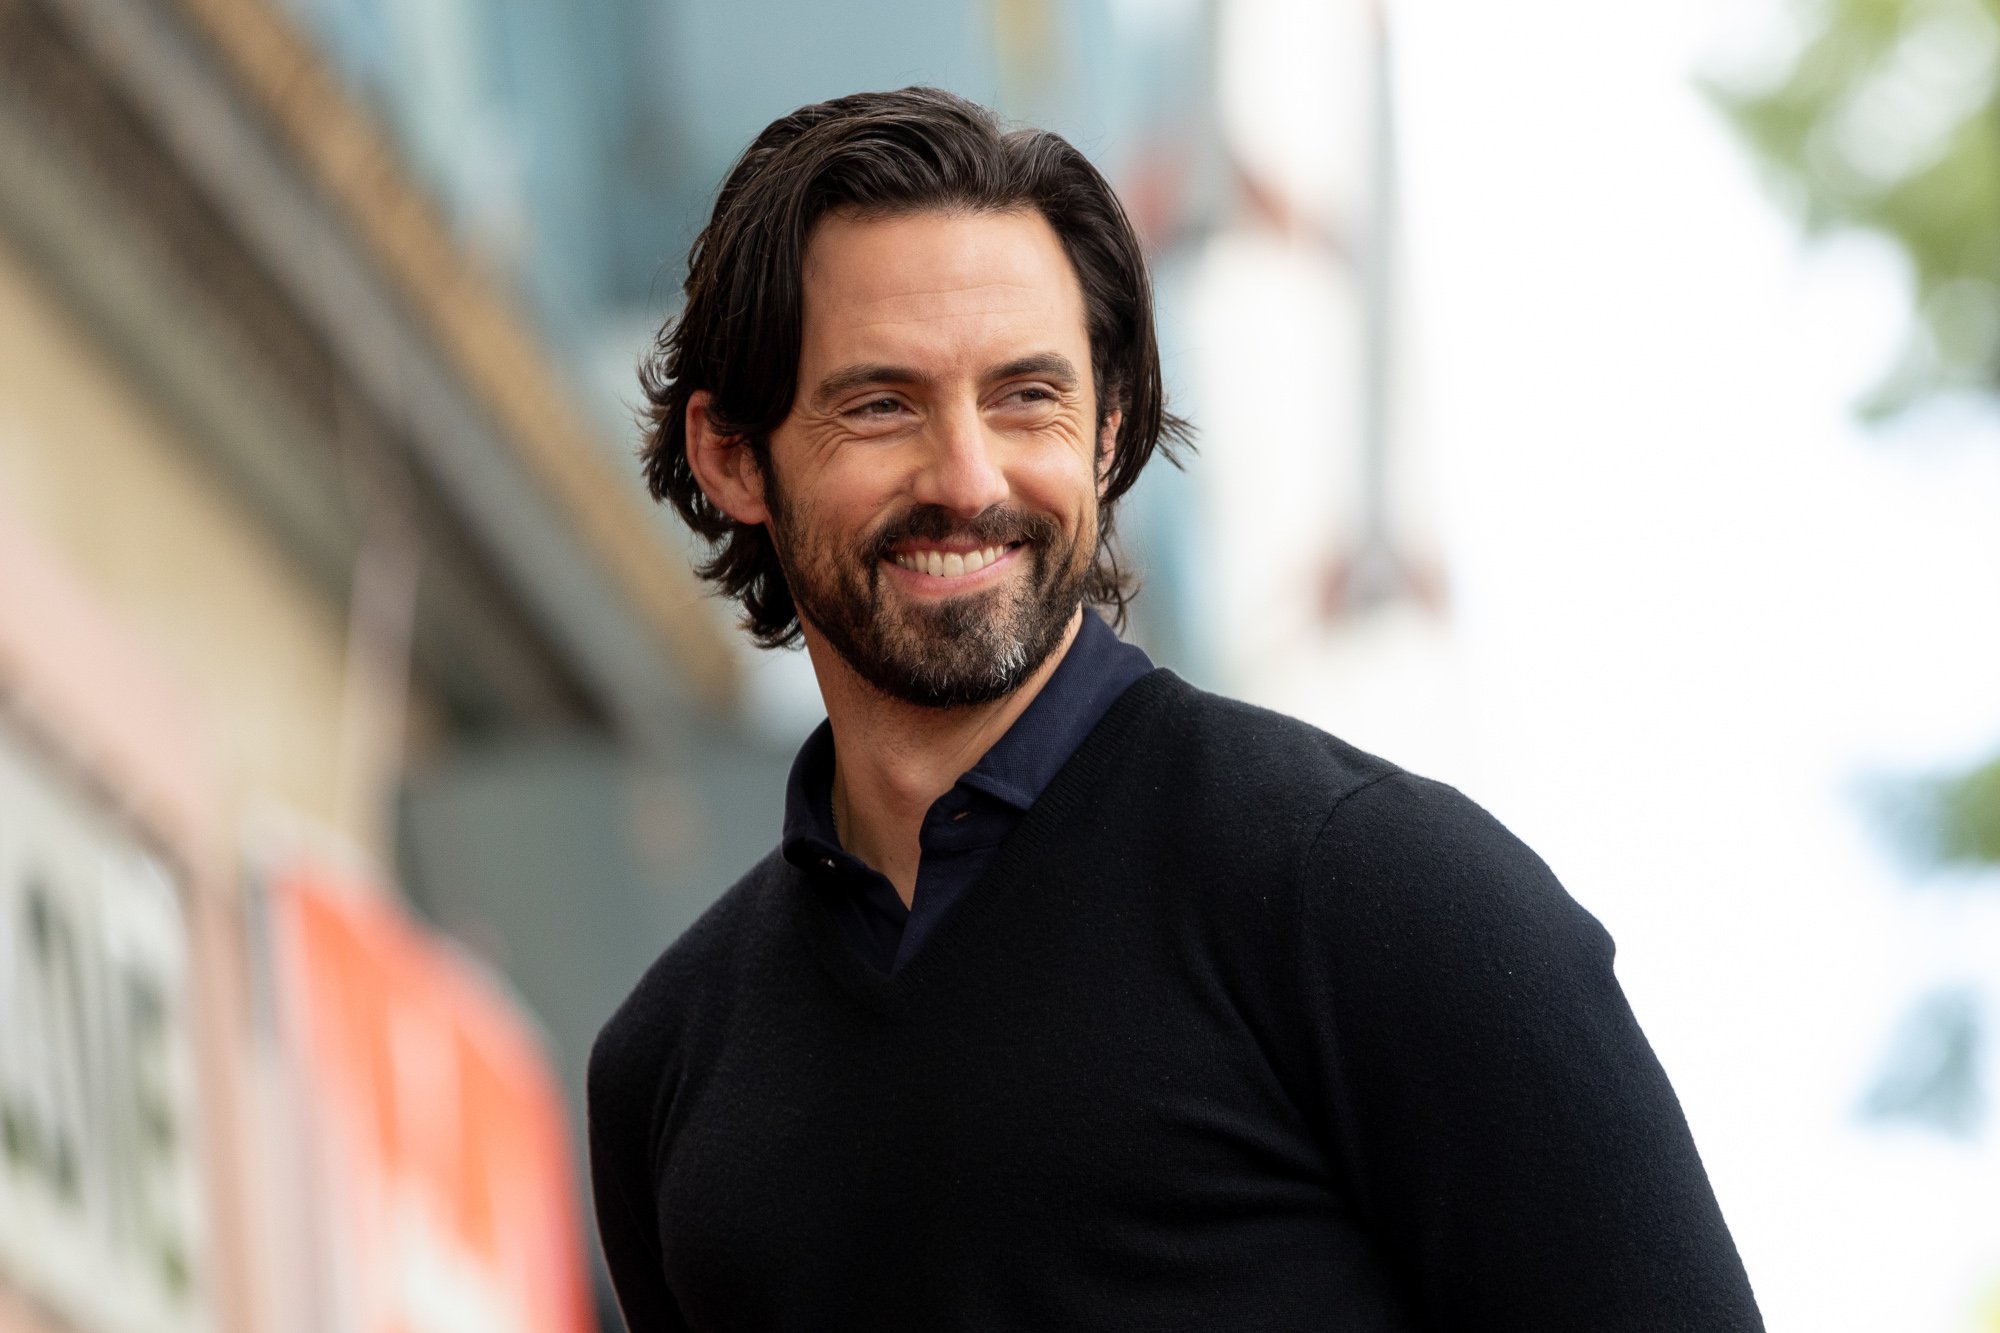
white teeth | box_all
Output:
[892,544,1011,577]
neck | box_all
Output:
[804,609,1083,908]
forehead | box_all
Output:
[797,208,1089,371]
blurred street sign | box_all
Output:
[0,717,211,1333]
[265,858,591,1333]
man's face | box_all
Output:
[761,208,1111,708]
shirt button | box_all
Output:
[819,857,835,870]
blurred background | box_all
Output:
[2,0,1998,1328]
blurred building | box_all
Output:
[0,0,750,1327]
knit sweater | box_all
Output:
[587,670,1763,1331]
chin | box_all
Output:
[846,598,1075,710]
[854,632,1038,709]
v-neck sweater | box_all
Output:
[779,608,1154,973]
[588,670,1763,1332]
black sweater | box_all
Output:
[588,670,1763,1331]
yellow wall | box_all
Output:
[0,238,401,861]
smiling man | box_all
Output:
[587,88,1763,1332]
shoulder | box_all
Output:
[1128,675,1401,818]
[1307,769,1604,955]
[1269,778,1756,1329]
[587,848,794,1099]
[1147,673,1402,794]
[1132,676,1605,964]
[1292,768,1619,1060]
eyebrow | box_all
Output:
[810,364,932,410]
[808,352,1081,410]
[990,353,1081,389]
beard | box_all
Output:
[766,478,1091,709]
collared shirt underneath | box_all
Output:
[780,609,1155,973]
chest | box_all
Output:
[648,890,1377,1328]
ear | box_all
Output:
[1096,408,1122,497]
[685,390,770,526]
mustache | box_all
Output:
[867,505,1061,558]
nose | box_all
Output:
[910,400,1009,519]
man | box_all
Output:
[589,87,1762,1331]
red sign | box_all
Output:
[269,863,591,1333]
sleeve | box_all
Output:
[1298,772,1763,1332]
[586,1020,692,1333]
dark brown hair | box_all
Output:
[638,86,1191,647]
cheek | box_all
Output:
[1015,449,1099,521]
[786,455,902,540]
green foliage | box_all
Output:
[1709,1,2000,874]
[1916,756,2000,866]
[1703,0,2000,416]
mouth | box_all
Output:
[884,541,1025,580]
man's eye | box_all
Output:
[853,397,905,417]
[1005,386,1056,406]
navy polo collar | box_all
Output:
[781,608,1153,866]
